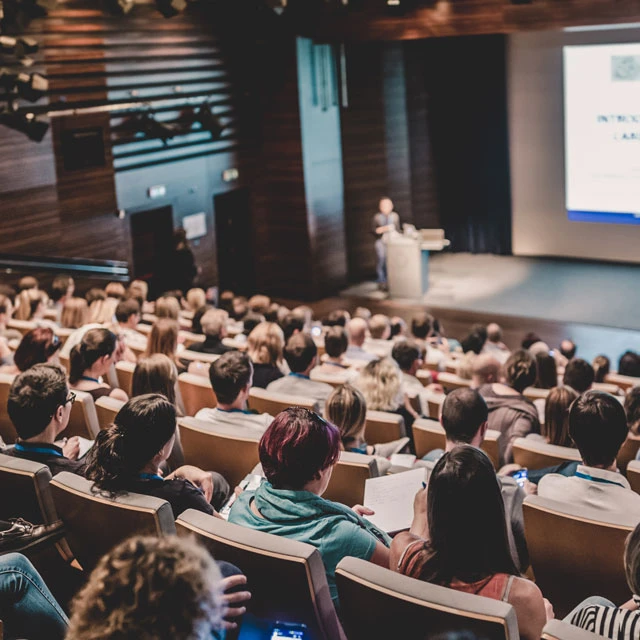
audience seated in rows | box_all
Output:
[619,350,640,378]
[267,333,333,412]
[560,339,577,361]
[593,354,611,383]
[60,297,88,330]
[563,358,595,394]
[155,295,181,321]
[526,386,577,448]
[0,294,21,342]
[481,322,510,363]
[115,298,145,349]
[189,309,234,355]
[471,354,501,389]
[49,275,75,323]
[1,327,62,374]
[391,445,551,640]
[246,321,285,388]
[345,317,377,363]
[534,351,558,390]
[364,314,393,357]
[196,351,273,436]
[410,311,447,369]
[185,287,208,332]
[479,349,540,465]
[86,394,229,515]
[229,407,391,606]
[143,318,186,373]
[312,326,357,383]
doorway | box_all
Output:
[129,205,174,298]
[214,188,255,294]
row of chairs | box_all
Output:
[0,454,606,640]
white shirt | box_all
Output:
[344,345,377,363]
[194,407,273,437]
[363,338,393,359]
[538,464,640,515]
[266,374,333,412]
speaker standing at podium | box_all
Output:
[371,197,400,290]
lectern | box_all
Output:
[386,229,450,299]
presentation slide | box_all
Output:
[564,43,640,225]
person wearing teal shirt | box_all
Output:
[229,407,391,606]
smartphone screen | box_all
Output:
[512,469,528,488]
[270,622,307,639]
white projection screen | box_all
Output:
[509,26,640,263]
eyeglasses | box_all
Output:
[64,392,76,407]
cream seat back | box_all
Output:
[0,373,17,443]
[248,387,316,415]
[62,390,100,439]
[512,437,581,470]
[115,360,136,397]
[95,396,125,431]
[324,450,378,506]
[178,372,217,416]
[364,410,405,446]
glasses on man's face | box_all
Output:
[64,392,76,407]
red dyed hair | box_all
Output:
[14,328,61,372]
[259,407,341,490]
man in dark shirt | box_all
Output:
[4,364,85,476]
[189,309,235,355]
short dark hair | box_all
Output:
[208,351,253,405]
[563,358,595,394]
[324,326,348,359]
[8,364,68,439]
[323,310,349,328]
[284,333,317,373]
[115,298,141,324]
[504,350,537,393]
[280,313,305,342]
[535,352,557,390]
[625,387,640,434]
[521,332,542,350]
[391,341,422,373]
[619,351,640,378]
[51,275,72,302]
[259,407,340,489]
[461,328,486,355]
[411,312,433,340]
[569,391,628,467]
[560,340,577,360]
[441,388,488,444]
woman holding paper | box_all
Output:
[229,407,391,607]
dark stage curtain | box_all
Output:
[423,34,512,254]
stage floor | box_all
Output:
[326,253,640,366]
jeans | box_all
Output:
[0,553,68,640]
[375,239,387,284]
[563,595,616,623]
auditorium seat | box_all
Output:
[364,410,405,446]
[412,418,501,468]
[178,372,217,416]
[95,396,125,431]
[175,510,346,640]
[592,381,623,395]
[605,372,640,392]
[134,323,152,336]
[523,495,636,617]
[115,360,135,396]
[436,372,471,392]
[523,387,550,402]
[247,387,316,415]
[616,437,640,475]
[627,460,640,494]
[542,619,603,640]
[427,394,444,420]
[50,471,175,572]
[416,369,432,387]
[308,371,346,388]
[0,372,16,443]
[512,438,581,470]
[62,390,100,439]
[179,350,220,365]
[323,451,378,506]
[7,319,36,336]
[179,331,206,350]
[178,417,260,489]
[335,557,518,640]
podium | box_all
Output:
[386,229,450,299]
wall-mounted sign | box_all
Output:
[183,212,207,240]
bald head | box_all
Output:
[486,323,502,343]
[347,317,368,347]
[471,354,501,388]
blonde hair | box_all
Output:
[87,297,118,325]
[200,309,228,338]
[356,357,402,412]
[325,384,367,448]
[132,354,177,404]
[186,288,206,312]
[248,294,271,315]
[105,282,126,300]
[145,318,179,360]
[66,535,224,640]
[14,289,46,321]
[247,322,284,366]
[128,280,148,302]
[457,352,477,381]
[155,296,180,320]
[369,314,390,339]
[61,297,89,329]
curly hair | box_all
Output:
[66,535,224,640]
[504,350,537,393]
[356,357,402,412]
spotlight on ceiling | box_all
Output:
[0,109,49,142]
[0,68,48,102]
[104,0,135,15]
[155,0,186,18]
[135,112,177,144]
[195,103,224,139]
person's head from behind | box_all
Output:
[521,332,542,350]
[128,280,148,303]
[283,333,317,375]
[379,197,394,214]
[625,387,640,436]
[280,311,305,342]
[186,288,207,312]
[390,316,407,339]
[145,318,179,360]
[624,522,640,600]
[354,307,371,322]
[14,289,45,321]
[132,354,177,405]
[504,350,537,393]
[242,313,264,338]
[86,394,176,494]
[471,354,500,388]
[247,322,284,366]
[357,357,402,412]
[115,298,141,329]
[260,407,340,493]
[324,384,367,449]
[69,328,118,384]
[534,351,557,390]
[87,296,118,325]
[346,317,367,347]
[61,297,89,329]
[543,386,578,448]
[14,327,62,372]
[209,351,253,408]
[421,445,517,585]
[51,275,74,303]
[324,326,348,361]
[560,339,577,361]
[66,534,224,640]
[85,288,106,306]
[200,309,228,340]
[411,312,434,341]
[563,358,594,394]
[461,325,486,355]
[619,351,640,378]
[324,309,350,328]
[441,388,488,447]
[0,294,13,326]
[155,296,180,321]
[486,323,502,344]
[18,276,38,292]
[592,355,610,383]
[569,391,628,468]
[8,364,72,440]
[391,341,422,376]
[248,294,271,315]
[369,314,391,340]
[105,282,126,301]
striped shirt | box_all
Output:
[571,605,640,639]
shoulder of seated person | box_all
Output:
[507,576,543,604]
